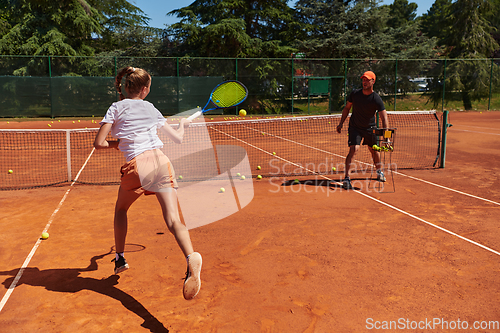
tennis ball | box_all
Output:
[41,232,49,240]
[47,124,51,127]
[220,187,225,193]
[257,175,262,179]
[272,152,276,155]
[332,167,336,172]
[240,175,246,180]
[178,175,183,180]
[257,165,261,170]
[8,169,13,174]
[239,109,247,117]
[236,172,241,177]
[294,179,299,184]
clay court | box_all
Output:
[0,111,499,332]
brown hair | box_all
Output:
[115,66,151,100]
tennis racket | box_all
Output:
[187,80,248,121]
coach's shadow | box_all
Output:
[0,252,169,333]
[282,178,367,190]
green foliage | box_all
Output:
[387,0,417,28]
[420,0,453,43]
[294,0,437,59]
[0,0,103,58]
[165,0,296,57]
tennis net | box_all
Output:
[0,111,441,190]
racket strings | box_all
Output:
[211,82,247,108]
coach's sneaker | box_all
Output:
[376,170,386,182]
[342,177,353,190]
[183,252,202,300]
[112,254,129,275]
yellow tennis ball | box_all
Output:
[178,175,183,180]
[8,169,13,174]
[220,187,225,193]
[272,152,276,155]
[240,175,246,180]
[257,165,261,170]
[41,232,49,240]
[332,167,336,172]
[239,109,247,117]
[236,173,241,177]
[257,175,262,179]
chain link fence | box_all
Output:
[1,56,500,117]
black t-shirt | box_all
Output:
[347,89,385,129]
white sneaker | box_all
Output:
[183,252,202,300]
[376,170,386,182]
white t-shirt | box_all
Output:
[100,99,167,161]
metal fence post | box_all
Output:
[488,58,493,110]
[442,59,447,112]
[394,59,398,111]
[291,57,294,114]
[48,55,54,118]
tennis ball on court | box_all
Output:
[178,175,183,180]
[332,167,336,172]
[294,179,299,184]
[257,165,261,170]
[272,152,276,155]
[220,187,225,193]
[8,169,13,174]
[47,124,51,127]
[240,175,246,180]
[41,232,49,240]
[239,109,247,117]
[257,175,262,179]
[236,172,241,177]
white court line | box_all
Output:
[452,125,500,131]
[395,171,500,206]
[449,128,500,136]
[0,148,96,313]
[215,128,500,258]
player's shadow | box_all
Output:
[0,251,169,333]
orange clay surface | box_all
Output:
[1,111,500,332]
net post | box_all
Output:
[440,110,451,168]
[66,130,72,182]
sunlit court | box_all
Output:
[1,111,499,331]
[2,0,500,330]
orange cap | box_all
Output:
[361,71,376,81]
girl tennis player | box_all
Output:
[94,66,202,300]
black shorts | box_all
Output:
[348,126,377,147]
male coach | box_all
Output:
[336,71,389,190]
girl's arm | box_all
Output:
[160,118,191,144]
[94,123,119,149]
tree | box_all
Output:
[293,0,436,59]
[0,0,154,57]
[386,0,417,29]
[0,0,103,57]
[294,0,390,58]
[441,0,499,110]
[420,0,453,43]
[164,0,297,57]
[88,0,154,53]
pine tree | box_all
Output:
[165,0,296,57]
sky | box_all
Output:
[133,0,435,29]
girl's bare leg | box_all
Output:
[114,186,142,254]
[155,190,194,257]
